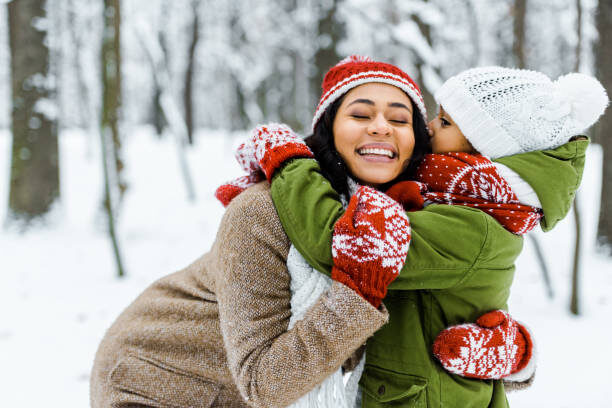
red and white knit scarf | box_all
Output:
[387,153,542,235]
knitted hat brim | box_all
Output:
[434,75,522,159]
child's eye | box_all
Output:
[440,117,451,127]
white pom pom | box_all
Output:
[335,55,373,67]
[554,73,609,131]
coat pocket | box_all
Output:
[360,364,427,407]
[110,354,221,408]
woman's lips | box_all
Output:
[356,152,396,163]
[356,144,397,163]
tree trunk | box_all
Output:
[8,0,59,221]
[570,0,583,315]
[102,0,126,199]
[595,0,612,251]
[152,2,169,137]
[310,0,344,102]
[228,6,249,131]
[184,0,200,144]
[101,0,125,277]
[513,0,527,68]
[570,198,581,314]
[411,7,437,120]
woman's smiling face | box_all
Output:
[332,83,416,188]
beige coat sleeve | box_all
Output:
[213,184,388,408]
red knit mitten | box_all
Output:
[237,123,314,181]
[332,186,411,308]
[215,172,264,207]
[432,310,535,380]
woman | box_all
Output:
[90,58,428,408]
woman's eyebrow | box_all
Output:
[347,98,375,107]
[388,102,412,112]
[347,99,411,113]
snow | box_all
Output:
[1,128,611,407]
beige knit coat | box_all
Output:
[90,182,388,408]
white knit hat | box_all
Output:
[434,66,609,158]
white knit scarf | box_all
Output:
[286,177,363,408]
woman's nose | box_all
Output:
[368,114,391,136]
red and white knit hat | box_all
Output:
[311,55,428,132]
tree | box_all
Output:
[8,0,59,222]
[311,0,345,103]
[184,0,200,144]
[594,0,612,252]
[570,0,584,316]
[101,0,125,277]
[513,0,527,68]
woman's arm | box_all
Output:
[213,183,388,408]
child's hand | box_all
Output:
[215,172,264,207]
[433,310,535,380]
[331,186,411,308]
[215,123,313,207]
[236,123,314,182]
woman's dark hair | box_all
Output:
[304,94,431,197]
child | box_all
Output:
[218,61,607,406]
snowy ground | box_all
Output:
[1,128,611,407]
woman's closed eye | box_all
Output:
[351,114,370,119]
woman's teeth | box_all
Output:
[357,148,395,158]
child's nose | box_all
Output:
[427,119,436,136]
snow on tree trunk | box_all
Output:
[8,0,59,222]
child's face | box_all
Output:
[428,107,476,154]
[333,83,416,188]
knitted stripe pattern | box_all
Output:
[414,153,542,235]
[312,55,427,132]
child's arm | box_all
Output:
[270,158,511,291]
[271,139,588,290]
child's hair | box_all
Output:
[305,94,431,197]
[435,66,609,158]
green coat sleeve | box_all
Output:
[270,159,509,290]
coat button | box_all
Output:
[378,385,385,396]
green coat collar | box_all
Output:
[495,138,589,231]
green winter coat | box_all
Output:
[269,139,588,407]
